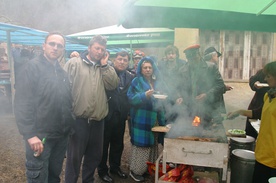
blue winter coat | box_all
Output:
[127,57,165,147]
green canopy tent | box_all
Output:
[67,25,175,51]
[120,0,276,32]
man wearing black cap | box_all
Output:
[203,46,221,64]
[179,44,225,127]
[204,47,233,91]
[203,47,233,116]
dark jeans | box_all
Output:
[65,118,104,183]
[252,160,276,183]
[98,112,125,175]
[25,135,68,183]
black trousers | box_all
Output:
[98,112,126,175]
[65,118,104,183]
[252,160,276,183]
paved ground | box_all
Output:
[0,82,254,183]
[222,82,254,132]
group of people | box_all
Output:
[13,31,276,183]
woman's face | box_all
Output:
[141,62,153,79]
[265,74,276,88]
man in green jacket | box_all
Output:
[180,44,225,128]
[64,35,119,183]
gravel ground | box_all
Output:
[0,82,254,183]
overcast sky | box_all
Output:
[0,0,126,35]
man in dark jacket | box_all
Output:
[14,32,74,182]
[98,51,134,183]
[203,46,233,115]
[180,44,225,128]
[158,45,186,124]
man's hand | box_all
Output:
[225,85,233,91]
[27,136,44,156]
[100,51,109,66]
[70,51,80,58]
[195,93,206,101]
[175,97,183,105]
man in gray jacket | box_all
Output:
[64,35,119,183]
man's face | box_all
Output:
[133,57,141,69]
[88,42,106,61]
[166,51,177,62]
[211,52,219,63]
[113,55,129,72]
[43,35,65,62]
[187,51,201,64]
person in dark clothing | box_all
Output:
[158,45,186,124]
[180,44,225,128]
[203,46,233,115]
[97,51,134,183]
[13,48,33,88]
[246,69,270,138]
[14,32,74,182]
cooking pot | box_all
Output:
[230,149,255,183]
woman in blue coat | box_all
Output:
[127,56,165,182]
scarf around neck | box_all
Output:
[267,87,276,102]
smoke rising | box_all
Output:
[0,0,125,34]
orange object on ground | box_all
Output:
[146,161,171,177]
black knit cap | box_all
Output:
[204,47,222,57]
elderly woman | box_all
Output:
[227,61,276,183]
[127,56,165,182]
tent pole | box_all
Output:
[6,31,15,114]
[130,39,133,68]
[256,0,276,16]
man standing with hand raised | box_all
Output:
[64,35,119,183]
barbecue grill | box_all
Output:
[155,119,229,182]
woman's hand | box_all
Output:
[145,89,154,98]
[226,111,240,120]
[254,81,263,89]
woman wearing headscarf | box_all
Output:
[227,61,276,183]
[127,56,165,182]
